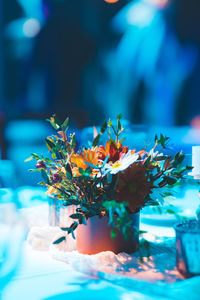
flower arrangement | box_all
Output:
[27,115,192,242]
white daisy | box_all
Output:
[103,152,139,175]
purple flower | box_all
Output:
[36,160,46,169]
[52,173,61,183]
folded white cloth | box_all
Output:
[27,226,76,252]
[49,240,200,300]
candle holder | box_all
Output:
[175,145,200,277]
[48,197,76,227]
[174,219,200,278]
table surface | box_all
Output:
[3,243,164,300]
[2,186,200,300]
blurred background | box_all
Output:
[1,2,200,295]
[1,0,200,187]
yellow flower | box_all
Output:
[46,185,60,195]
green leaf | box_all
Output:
[101,155,109,168]
[52,153,56,159]
[71,134,76,148]
[70,221,78,230]
[71,231,75,239]
[186,165,193,171]
[158,179,167,188]
[80,216,87,225]
[166,209,176,214]
[117,114,122,121]
[41,169,50,184]
[84,161,99,169]
[52,236,66,244]
[29,168,40,172]
[61,221,79,234]
[65,163,72,180]
[119,138,126,143]
[117,114,122,131]
[155,134,169,148]
[47,119,60,130]
[60,227,71,232]
[165,176,177,185]
[70,213,83,219]
[100,121,107,134]
[61,117,69,130]
[78,168,84,175]
[164,157,172,170]
[161,134,169,147]
[80,206,89,213]
[154,155,167,161]
[67,199,80,205]
[25,156,34,162]
[139,230,148,234]
[173,152,185,167]
[92,134,100,147]
[144,155,151,166]
[31,153,40,159]
[53,115,62,127]
[46,138,55,151]
[38,181,45,186]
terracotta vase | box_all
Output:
[76,213,140,255]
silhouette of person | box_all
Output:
[99,0,197,126]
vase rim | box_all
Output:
[174,219,200,233]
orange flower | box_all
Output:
[70,148,99,176]
[97,141,129,163]
[115,163,153,212]
[138,150,146,158]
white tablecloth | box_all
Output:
[2,194,200,300]
[3,244,161,300]
[3,241,200,300]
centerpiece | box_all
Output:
[27,115,192,255]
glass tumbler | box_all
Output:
[174,219,200,278]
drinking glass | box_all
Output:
[0,188,26,298]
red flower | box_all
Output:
[115,163,153,212]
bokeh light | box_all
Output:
[146,0,169,8]
[22,18,40,38]
[104,0,119,3]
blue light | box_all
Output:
[126,1,156,28]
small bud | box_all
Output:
[52,173,61,183]
[36,160,46,169]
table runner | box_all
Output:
[49,239,200,300]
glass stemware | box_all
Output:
[0,187,26,298]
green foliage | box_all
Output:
[92,121,108,147]
[155,134,170,148]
